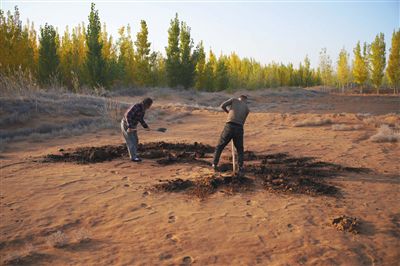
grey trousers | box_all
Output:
[121,120,138,159]
[213,122,244,167]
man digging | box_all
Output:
[121,97,153,162]
[212,95,250,175]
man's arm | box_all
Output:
[244,108,250,120]
[139,112,149,129]
[220,98,233,113]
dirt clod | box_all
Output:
[154,178,194,192]
[332,215,359,234]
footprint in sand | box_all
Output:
[166,233,179,243]
[141,203,153,210]
[246,200,253,205]
[181,256,193,266]
[159,252,173,261]
[168,214,176,223]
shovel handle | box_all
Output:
[231,141,236,174]
[130,127,167,133]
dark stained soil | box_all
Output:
[244,152,368,196]
[44,145,127,164]
[42,142,368,198]
[4,252,52,266]
[153,148,369,198]
[153,178,195,192]
[156,152,210,166]
[154,174,254,199]
[42,142,213,164]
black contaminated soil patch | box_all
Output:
[155,151,368,198]
[41,142,214,164]
[42,142,367,198]
[244,153,369,197]
[154,174,254,199]
[44,145,127,164]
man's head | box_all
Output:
[239,95,248,102]
[142,97,153,110]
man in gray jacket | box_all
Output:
[212,95,250,173]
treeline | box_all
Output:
[0,4,399,93]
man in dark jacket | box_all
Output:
[121,98,153,162]
[212,95,250,173]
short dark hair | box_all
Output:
[239,95,248,99]
[142,97,153,107]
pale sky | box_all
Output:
[1,0,399,67]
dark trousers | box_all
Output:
[213,122,244,167]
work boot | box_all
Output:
[132,157,142,162]
[238,166,245,176]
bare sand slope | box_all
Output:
[1,92,399,266]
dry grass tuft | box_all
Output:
[0,69,40,97]
[362,114,400,128]
[331,124,363,131]
[294,117,332,127]
[99,98,126,123]
[0,89,129,151]
[47,231,69,248]
[362,117,379,127]
[73,228,91,243]
[370,125,400,143]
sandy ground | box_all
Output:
[0,90,399,266]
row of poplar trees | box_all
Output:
[0,4,399,93]
[324,31,400,94]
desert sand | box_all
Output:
[0,88,399,266]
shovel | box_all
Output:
[231,142,237,175]
[132,127,167,133]
[153,127,167,133]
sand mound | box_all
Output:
[331,124,363,131]
[43,145,127,163]
[370,125,400,143]
[294,117,332,127]
[154,174,254,199]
